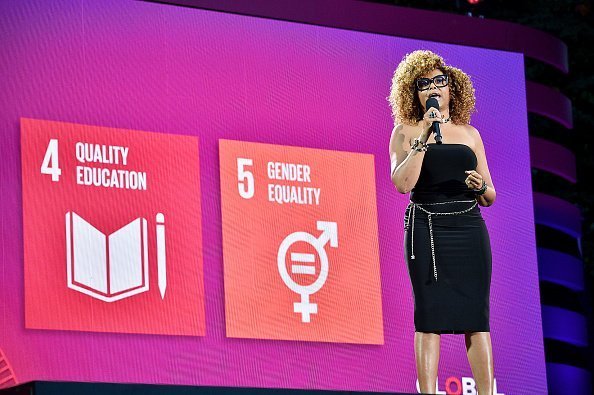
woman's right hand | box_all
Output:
[420,107,445,141]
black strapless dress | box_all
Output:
[403,143,492,334]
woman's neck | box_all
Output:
[439,107,451,120]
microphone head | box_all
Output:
[425,97,439,111]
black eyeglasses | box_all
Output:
[415,74,449,91]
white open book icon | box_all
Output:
[65,212,166,302]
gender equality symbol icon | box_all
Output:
[277,221,338,323]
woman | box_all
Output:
[388,50,496,395]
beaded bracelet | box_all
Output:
[411,138,428,152]
[473,180,488,195]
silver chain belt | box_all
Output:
[408,199,478,282]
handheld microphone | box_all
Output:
[425,97,442,144]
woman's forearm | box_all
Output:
[475,186,496,207]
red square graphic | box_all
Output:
[22,118,205,336]
[220,139,384,344]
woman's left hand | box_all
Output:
[464,170,484,190]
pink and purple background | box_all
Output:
[0,0,546,393]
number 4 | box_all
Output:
[41,139,61,181]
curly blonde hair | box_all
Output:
[387,50,476,126]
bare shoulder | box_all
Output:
[461,124,485,150]
[461,123,479,137]
[389,123,417,153]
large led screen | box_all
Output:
[0,0,546,393]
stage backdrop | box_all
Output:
[0,0,546,393]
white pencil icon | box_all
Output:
[156,213,167,299]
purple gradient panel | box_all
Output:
[526,81,573,129]
[530,136,576,183]
[0,0,546,393]
[533,192,581,238]
[541,306,588,347]
[547,363,591,395]
[537,248,584,291]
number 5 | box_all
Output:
[41,139,61,181]
[237,158,254,199]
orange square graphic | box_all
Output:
[219,139,383,344]
[22,118,205,336]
